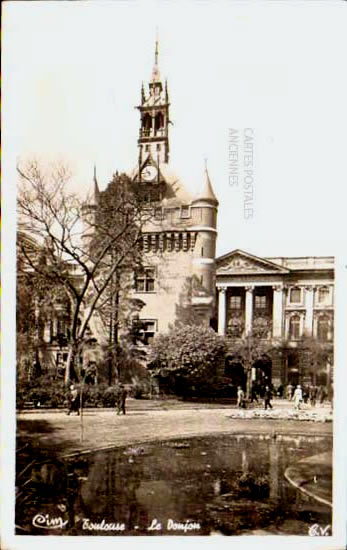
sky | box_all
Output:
[3,0,347,258]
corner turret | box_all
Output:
[189,162,218,322]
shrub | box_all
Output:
[149,325,226,396]
[102,385,121,407]
[16,374,67,409]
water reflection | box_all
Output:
[16,434,332,536]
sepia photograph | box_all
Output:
[2,1,347,549]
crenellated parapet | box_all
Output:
[140,232,197,254]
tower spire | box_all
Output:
[152,29,160,82]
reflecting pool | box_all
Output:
[16,433,332,536]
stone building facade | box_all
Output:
[216,249,334,389]
[18,39,334,393]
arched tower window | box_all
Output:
[155,112,164,131]
[143,113,152,134]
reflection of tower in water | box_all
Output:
[79,450,146,528]
[241,448,249,475]
[269,438,280,503]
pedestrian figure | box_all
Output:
[237,386,245,409]
[116,384,127,415]
[264,386,273,410]
[250,382,258,403]
[309,385,317,407]
[293,384,303,410]
[318,385,327,405]
[67,384,80,415]
[286,383,293,400]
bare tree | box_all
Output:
[17,160,150,385]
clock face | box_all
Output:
[141,165,158,182]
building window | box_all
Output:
[317,287,330,305]
[145,145,150,152]
[317,315,331,342]
[255,295,267,310]
[135,268,155,292]
[136,319,157,345]
[229,295,242,310]
[156,144,161,151]
[154,207,162,220]
[290,288,301,304]
[289,314,301,340]
[180,205,190,218]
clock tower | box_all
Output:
[136,37,170,165]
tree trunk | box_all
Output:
[107,352,113,386]
[80,379,84,442]
[312,362,317,386]
[246,366,252,401]
[65,341,78,385]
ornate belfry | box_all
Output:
[132,38,170,208]
[130,36,219,327]
[136,37,170,166]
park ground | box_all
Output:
[17,397,332,460]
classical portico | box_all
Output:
[216,249,334,388]
[216,251,289,340]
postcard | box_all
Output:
[2,1,347,549]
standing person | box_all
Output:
[309,385,317,407]
[237,386,245,409]
[67,384,80,416]
[250,382,258,403]
[319,386,327,405]
[286,383,293,400]
[116,384,128,415]
[277,384,284,398]
[293,384,303,410]
[264,386,273,410]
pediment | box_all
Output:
[216,250,290,275]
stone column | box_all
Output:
[43,322,51,344]
[272,285,283,338]
[245,286,254,335]
[53,318,58,338]
[217,287,227,335]
[304,285,314,337]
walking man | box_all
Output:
[286,383,293,400]
[293,384,303,410]
[116,384,128,415]
[67,384,80,416]
[250,382,259,403]
[309,385,317,407]
[264,386,273,410]
[237,386,245,409]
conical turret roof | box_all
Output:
[192,162,218,206]
[85,165,100,207]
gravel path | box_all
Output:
[17,405,332,459]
